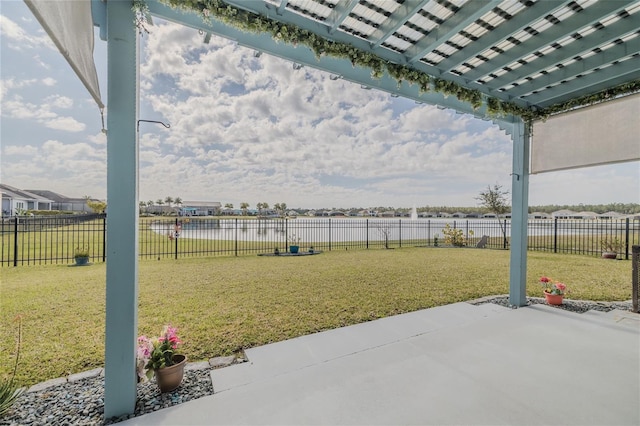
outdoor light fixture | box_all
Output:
[137,119,171,132]
[360,85,371,90]
[390,94,399,98]
[329,74,341,80]
[292,63,303,70]
[253,50,262,58]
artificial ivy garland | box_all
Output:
[135,0,639,122]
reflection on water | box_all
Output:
[147,217,632,243]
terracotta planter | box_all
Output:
[544,291,564,305]
[154,354,187,393]
[601,251,617,259]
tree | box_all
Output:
[87,199,107,213]
[139,201,147,214]
[147,200,154,207]
[274,203,288,217]
[164,196,174,208]
[174,197,182,207]
[224,203,234,209]
[476,184,510,248]
[240,202,249,216]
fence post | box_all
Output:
[285,219,289,252]
[399,219,402,248]
[366,219,369,249]
[174,218,178,260]
[235,218,238,257]
[328,219,332,251]
[553,217,558,253]
[632,245,639,313]
[625,218,630,260]
[13,217,18,267]
[103,214,107,262]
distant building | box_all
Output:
[26,189,92,213]
[179,201,221,216]
[1,184,53,216]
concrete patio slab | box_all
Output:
[120,302,639,425]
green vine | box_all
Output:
[145,0,640,121]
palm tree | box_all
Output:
[240,202,249,216]
[147,200,154,208]
[225,203,234,209]
[138,201,146,214]
[174,197,182,208]
[164,196,174,208]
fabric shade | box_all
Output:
[531,94,640,174]
[24,0,104,108]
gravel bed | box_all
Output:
[470,295,633,313]
[2,369,213,426]
[2,299,635,425]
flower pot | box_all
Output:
[154,354,187,393]
[544,291,564,305]
[601,251,617,259]
[289,245,299,254]
[74,256,89,266]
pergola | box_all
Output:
[24,0,640,419]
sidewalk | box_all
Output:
[120,302,640,425]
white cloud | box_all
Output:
[44,116,86,132]
[45,95,73,109]
[1,13,637,207]
[0,14,52,50]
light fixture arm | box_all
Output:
[137,119,171,132]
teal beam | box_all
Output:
[488,19,640,97]
[327,0,359,34]
[370,0,430,49]
[104,0,139,419]
[523,57,640,107]
[437,1,562,73]
[460,1,634,83]
[405,1,495,64]
[509,119,530,307]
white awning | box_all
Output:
[531,94,640,174]
[24,0,104,108]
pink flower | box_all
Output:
[555,282,566,291]
[540,276,551,283]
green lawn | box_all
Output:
[0,248,632,387]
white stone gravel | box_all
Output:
[1,357,245,426]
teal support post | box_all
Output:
[104,0,139,418]
[509,120,530,307]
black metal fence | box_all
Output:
[1,214,638,266]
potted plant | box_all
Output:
[308,245,314,254]
[288,233,301,254]
[137,325,187,393]
[539,276,567,305]
[274,247,280,255]
[600,237,622,259]
[74,247,90,265]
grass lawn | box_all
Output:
[0,247,632,387]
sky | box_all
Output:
[1,1,638,210]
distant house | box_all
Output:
[451,212,466,218]
[552,209,597,219]
[529,212,551,219]
[380,211,395,217]
[26,189,92,213]
[1,184,53,216]
[598,211,623,220]
[179,201,221,216]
